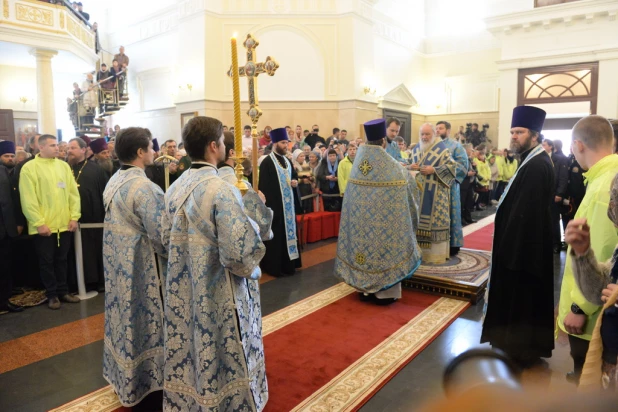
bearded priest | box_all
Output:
[409,123,457,264]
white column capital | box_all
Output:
[29,48,58,60]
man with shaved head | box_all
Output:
[557,115,618,385]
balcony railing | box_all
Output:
[1,0,95,51]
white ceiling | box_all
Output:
[0,41,94,73]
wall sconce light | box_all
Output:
[363,86,376,95]
[178,84,193,92]
[19,96,28,104]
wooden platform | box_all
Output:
[402,248,490,304]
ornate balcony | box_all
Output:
[0,0,97,65]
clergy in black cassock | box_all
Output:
[481,106,555,368]
[259,127,302,277]
[67,137,109,291]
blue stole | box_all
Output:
[497,144,546,210]
[269,153,299,260]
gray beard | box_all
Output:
[96,158,113,173]
[419,137,436,153]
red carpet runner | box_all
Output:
[52,216,494,412]
[264,289,467,411]
[464,222,494,251]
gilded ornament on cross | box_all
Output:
[227,33,279,190]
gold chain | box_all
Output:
[73,159,88,187]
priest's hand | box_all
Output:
[291,179,298,188]
[37,225,52,237]
[258,190,266,204]
[564,218,590,256]
[564,311,587,335]
[168,162,178,174]
[17,226,23,236]
[467,170,476,176]
[420,166,435,175]
[555,196,563,203]
[602,283,618,304]
[68,220,78,232]
[410,163,420,171]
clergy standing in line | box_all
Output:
[409,123,457,264]
[335,119,422,304]
[259,127,302,277]
[436,121,469,256]
[102,127,169,408]
[163,117,269,411]
[481,106,555,369]
[67,137,109,291]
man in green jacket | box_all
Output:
[19,135,82,310]
[557,115,618,384]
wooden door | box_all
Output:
[0,110,16,143]
[383,109,412,145]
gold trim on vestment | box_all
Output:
[164,378,253,407]
[336,250,417,274]
[348,178,406,187]
[103,338,163,370]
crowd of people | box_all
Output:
[2,106,618,410]
[69,46,130,131]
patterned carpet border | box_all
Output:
[49,282,357,412]
[414,248,491,287]
[291,297,470,412]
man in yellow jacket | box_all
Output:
[19,134,81,310]
[557,115,618,384]
[337,142,357,195]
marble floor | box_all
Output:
[0,207,574,411]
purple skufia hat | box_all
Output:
[511,106,546,132]
[90,138,108,154]
[270,128,289,143]
[364,119,386,141]
[0,140,16,155]
[152,138,160,152]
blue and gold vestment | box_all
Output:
[334,145,422,293]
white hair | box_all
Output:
[419,123,436,137]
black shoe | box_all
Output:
[566,371,580,385]
[0,302,24,313]
[373,297,398,306]
[359,293,373,302]
[450,247,460,256]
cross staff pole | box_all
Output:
[227,34,279,191]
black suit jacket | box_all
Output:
[0,165,23,239]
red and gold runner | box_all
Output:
[50,285,467,412]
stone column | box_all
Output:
[30,49,58,135]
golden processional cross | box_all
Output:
[227,34,279,190]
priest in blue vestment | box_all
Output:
[102,127,169,408]
[409,123,457,264]
[436,120,469,256]
[163,117,269,411]
[335,118,422,304]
